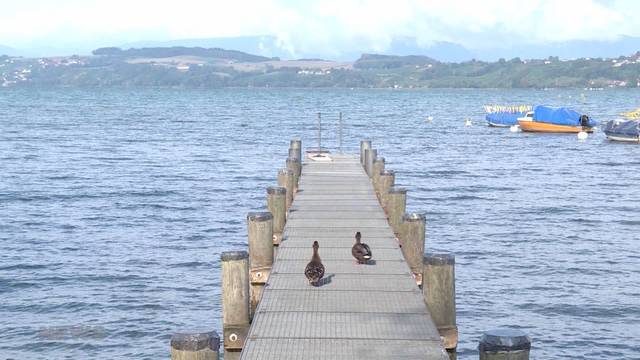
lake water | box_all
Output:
[1,88,639,359]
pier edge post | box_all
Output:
[365,148,377,178]
[479,329,531,360]
[247,212,274,319]
[221,251,250,357]
[289,139,302,164]
[401,213,426,285]
[424,254,458,352]
[360,139,372,165]
[267,186,287,248]
[377,170,395,207]
[286,157,301,192]
[386,187,407,234]
[277,169,294,211]
[372,157,385,192]
[171,331,220,360]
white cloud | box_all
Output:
[0,0,638,54]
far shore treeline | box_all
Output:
[1,46,639,88]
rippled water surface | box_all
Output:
[1,88,639,359]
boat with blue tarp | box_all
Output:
[518,105,597,133]
[484,105,532,127]
[604,110,640,143]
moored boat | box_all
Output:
[484,105,532,127]
[518,105,597,133]
[603,119,640,143]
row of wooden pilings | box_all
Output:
[168,139,531,360]
[360,139,531,360]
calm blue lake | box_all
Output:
[1,87,639,359]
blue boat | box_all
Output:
[484,105,532,127]
[603,119,640,143]
[519,105,598,133]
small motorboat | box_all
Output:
[485,105,532,127]
[518,105,597,133]
[603,119,640,143]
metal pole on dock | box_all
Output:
[424,254,458,353]
[360,139,371,165]
[386,187,407,234]
[317,112,322,153]
[338,112,343,153]
[221,251,250,359]
[170,331,220,360]
[377,170,395,207]
[479,329,531,360]
[400,213,426,285]
[247,212,274,318]
[267,186,286,248]
[277,169,294,211]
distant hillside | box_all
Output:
[354,54,438,69]
[0,44,16,56]
[92,46,277,62]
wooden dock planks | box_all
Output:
[240,155,448,359]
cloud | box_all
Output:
[1,0,639,55]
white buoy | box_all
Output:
[577,131,588,140]
[427,115,433,122]
[464,119,472,126]
[510,125,520,132]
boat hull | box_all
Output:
[518,120,593,133]
[605,134,640,143]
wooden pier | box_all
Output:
[239,154,449,359]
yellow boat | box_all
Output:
[518,120,594,133]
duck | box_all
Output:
[351,231,372,264]
[304,241,325,286]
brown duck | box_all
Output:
[304,241,325,286]
[352,231,372,264]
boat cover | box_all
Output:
[485,112,526,126]
[533,105,598,127]
[604,119,640,138]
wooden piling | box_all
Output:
[267,186,286,247]
[221,251,250,358]
[290,139,302,163]
[286,157,301,192]
[360,139,371,165]
[247,212,274,318]
[479,329,531,360]
[400,213,426,285]
[424,254,458,352]
[171,331,220,360]
[277,169,294,210]
[377,170,395,206]
[364,148,377,178]
[386,186,407,234]
[372,157,385,192]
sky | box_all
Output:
[1,0,639,57]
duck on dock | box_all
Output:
[352,231,372,264]
[304,241,325,286]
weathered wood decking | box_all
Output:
[240,155,448,359]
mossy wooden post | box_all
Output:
[221,251,250,359]
[479,329,531,360]
[286,157,301,192]
[267,186,286,249]
[171,331,220,360]
[400,213,425,285]
[424,254,458,352]
[290,139,302,164]
[377,170,395,207]
[386,187,407,234]
[247,212,273,319]
[372,157,385,192]
[360,139,371,165]
[277,169,294,211]
[365,148,377,178]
